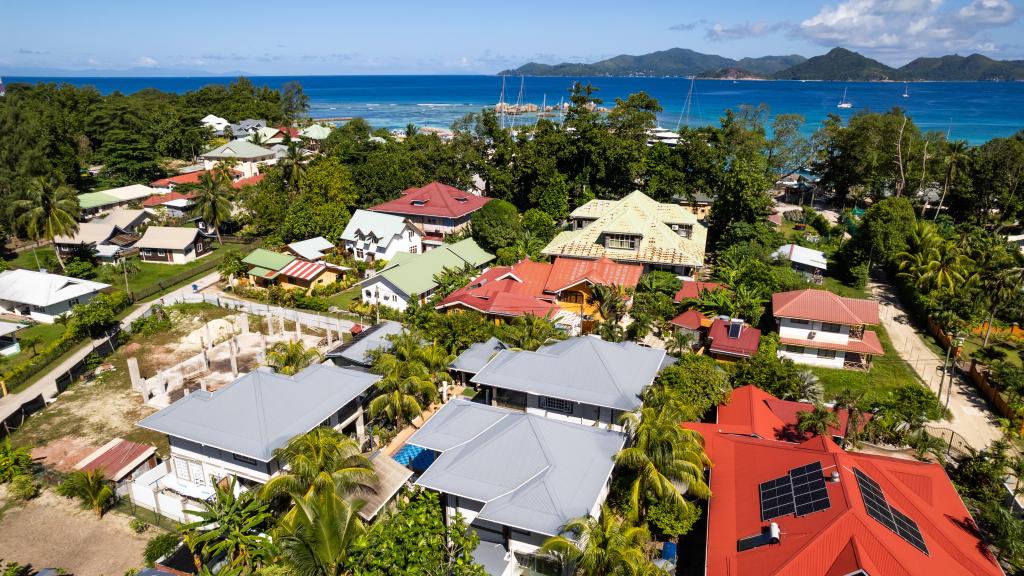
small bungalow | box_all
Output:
[669,309,712,348]
[200,114,229,134]
[142,191,196,218]
[341,209,424,263]
[74,438,158,496]
[369,182,492,248]
[135,227,211,264]
[772,243,827,278]
[78,184,161,217]
[53,222,138,263]
[0,321,22,356]
[706,317,761,361]
[200,139,275,178]
[95,208,150,232]
[285,237,335,261]
[242,249,296,287]
[360,238,493,311]
[241,249,341,294]
[672,191,714,220]
[0,269,110,323]
[324,320,404,369]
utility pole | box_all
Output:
[945,334,965,412]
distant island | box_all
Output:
[500,47,1024,81]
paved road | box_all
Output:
[870,278,1003,451]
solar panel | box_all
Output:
[759,462,831,521]
[759,475,795,520]
[853,468,929,554]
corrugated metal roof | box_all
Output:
[201,139,275,160]
[0,269,109,307]
[449,337,508,374]
[370,181,492,219]
[340,210,413,244]
[242,249,296,271]
[772,289,880,325]
[324,320,403,366]
[369,238,493,297]
[279,259,327,281]
[287,237,334,260]
[134,226,201,250]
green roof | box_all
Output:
[202,139,275,160]
[77,191,120,210]
[243,249,295,271]
[248,266,280,279]
[372,238,494,297]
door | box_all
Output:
[189,461,206,486]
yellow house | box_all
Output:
[242,249,341,295]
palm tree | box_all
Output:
[910,430,947,464]
[193,170,233,245]
[615,405,711,522]
[665,330,695,356]
[796,371,824,404]
[506,314,562,350]
[369,352,436,429]
[595,318,624,342]
[981,262,1024,347]
[933,140,968,219]
[417,341,455,396]
[796,404,839,437]
[266,341,323,376]
[687,287,734,319]
[278,488,365,576]
[13,176,81,271]
[57,469,114,517]
[590,284,627,322]
[261,427,376,513]
[916,241,974,293]
[732,284,766,324]
[249,130,267,146]
[182,477,274,572]
[280,143,306,191]
[432,263,477,301]
[833,388,866,445]
[637,272,677,295]
[540,505,652,576]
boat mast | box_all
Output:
[498,75,507,130]
[676,76,696,131]
[509,75,525,132]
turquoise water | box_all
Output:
[7,75,1024,143]
[392,443,435,471]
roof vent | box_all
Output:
[411,199,428,206]
[737,522,781,552]
[830,471,841,483]
[455,197,469,203]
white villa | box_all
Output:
[773,289,884,369]
[200,139,276,178]
[340,209,423,263]
[0,269,109,323]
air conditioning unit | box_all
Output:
[807,331,817,340]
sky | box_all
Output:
[3,0,1021,75]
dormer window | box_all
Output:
[411,199,428,206]
[455,197,469,203]
[670,223,693,239]
[605,233,640,251]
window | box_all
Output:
[173,457,190,482]
[233,453,258,465]
[817,349,837,359]
[68,298,80,307]
[821,322,843,333]
[364,290,372,298]
[156,249,166,257]
[409,246,418,254]
[785,345,805,354]
[671,223,694,239]
[790,318,811,325]
[561,292,583,304]
[195,242,205,254]
[605,233,640,250]
[539,396,573,415]
[142,249,153,256]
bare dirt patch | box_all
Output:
[0,487,154,575]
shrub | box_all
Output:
[144,532,180,566]
[130,518,150,534]
[0,439,33,483]
[8,474,38,500]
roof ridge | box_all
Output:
[585,339,635,407]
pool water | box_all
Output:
[392,443,436,472]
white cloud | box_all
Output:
[798,0,1018,59]
[136,56,158,67]
[706,22,776,41]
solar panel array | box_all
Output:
[759,461,832,521]
[853,468,929,554]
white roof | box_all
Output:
[287,237,335,260]
[0,321,23,338]
[54,223,117,245]
[161,198,192,209]
[101,184,159,202]
[340,210,414,244]
[772,244,827,270]
[201,114,228,125]
[135,226,201,250]
[94,208,147,230]
[0,269,109,308]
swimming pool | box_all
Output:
[392,443,436,472]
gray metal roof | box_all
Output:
[449,337,507,374]
[137,364,380,461]
[325,320,404,366]
[470,336,666,412]
[410,399,624,536]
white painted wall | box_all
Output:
[778,317,850,345]
[523,394,622,430]
[360,277,410,311]
[344,227,423,263]
[777,345,846,368]
[0,291,100,324]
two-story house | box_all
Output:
[772,289,884,369]
[369,182,491,249]
[200,139,276,178]
[406,399,625,576]
[469,336,671,429]
[131,364,381,522]
[340,209,423,263]
[542,190,707,277]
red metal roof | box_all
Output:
[370,182,492,218]
[279,258,327,281]
[686,400,1001,576]
[707,318,761,358]
[141,191,196,207]
[780,330,885,356]
[232,173,265,189]
[718,385,871,441]
[773,289,880,325]
[674,280,725,302]
[75,438,156,482]
[545,256,643,292]
[436,260,560,318]
[670,309,709,330]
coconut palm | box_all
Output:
[910,430,948,464]
[262,427,376,503]
[57,469,114,517]
[981,262,1024,347]
[933,140,969,219]
[796,371,824,404]
[796,404,840,437]
[369,353,436,429]
[595,318,625,342]
[540,505,653,576]
[506,313,562,350]
[915,241,974,293]
[193,170,233,245]
[665,330,695,356]
[280,143,306,191]
[833,388,866,445]
[13,176,81,271]
[278,487,365,576]
[266,341,323,376]
[590,284,627,322]
[687,286,734,319]
[182,476,274,572]
[249,130,267,146]
[615,404,711,522]
[417,341,455,394]
[637,272,677,295]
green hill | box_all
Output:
[500,48,803,77]
[899,54,1024,81]
[772,48,903,81]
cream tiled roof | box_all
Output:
[543,190,707,267]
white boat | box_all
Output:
[837,88,852,109]
[902,82,910,98]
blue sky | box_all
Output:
[3,0,1021,74]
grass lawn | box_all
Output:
[810,323,922,404]
[4,322,66,365]
[326,286,363,311]
[959,332,1023,367]
[5,247,56,270]
[819,275,869,299]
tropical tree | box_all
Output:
[504,313,563,350]
[57,469,114,517]
[595,317,624,342]
[665,330,695,357]
[590,284,628,322]
[417,341,455,394]
[933,140,969,218]
[432,263,477,301]
[261,427,376,504]
[281,143,307,191]
[540,506,660,576]
[686,287,734,319]
[13,176,81,270]
[217,249,249,288]
[0,439,34,482]
[981,262,1024,347]
[278,487,365,576]
[266,341,323,376]
[796,404,840,437]
[910,430,948,464]
[615,404,711,522]
[796,371,824,404]
[193,170,233,245]
[637,271,679,296]
[181,476,274,572]
[369,349,436,429]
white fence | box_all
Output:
[160,292,356,333]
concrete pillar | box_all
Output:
[354,407,366,447]
[172,365,185,390]
[259,333,268,362]
[239,314,249,334]
[441,382,448,403]
[127,357,143,392]
[295,316,303,340]
[278,315,286,337]
[200,379,208,392]
[326,327,334,347]
[205,322,213,349]
[266,314,274,336]
[229,337,239,377]
[202,349,210,371]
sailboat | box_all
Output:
[902,82,910,98]
[837,88,852,109]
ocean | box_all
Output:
[7,75,1024,144]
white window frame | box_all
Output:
[539,396,573,415]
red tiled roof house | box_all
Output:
[773,289,884,369]
[707,317,761,360]
[369,182,491,247]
